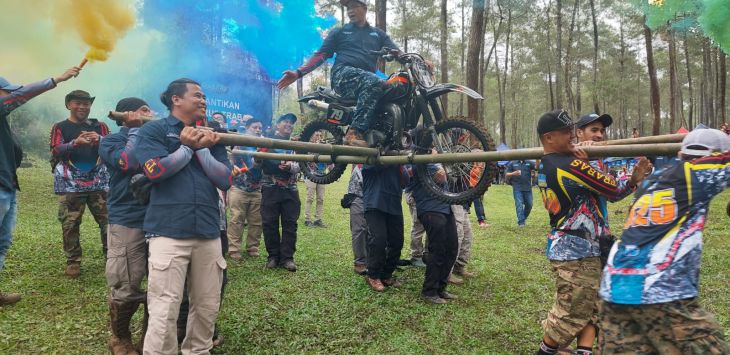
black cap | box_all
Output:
[65,90,95,105]
[114,97,149,127]
[115,97,148,113]
[576,113,613,129]
[276,113,297,124]
[537,110,574,135]
[245,118,262,127]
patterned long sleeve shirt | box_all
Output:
[0,78,56,191]
[537,154,635,261]
[600,152,730,305]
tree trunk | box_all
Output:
[459,0,466,116]
[500,9,512,144]
[668,30,678,132]
[466,0,486,121]
[375,0,387,72]
[684,33,694,129]
[555,0,563,109]
[545,0,555,110]
[618,14,626,138]
[589,0,599,114]
[563,0,579,113]
[440,0,449,116]
[643,22,661,135]
[721,51,727,122]
[297,78,305,114]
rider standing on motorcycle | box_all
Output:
[276,0,401,147]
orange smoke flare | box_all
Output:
[79,58,88,69]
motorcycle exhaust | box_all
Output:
[307,100,330,112]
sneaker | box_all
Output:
[228,252,242,262]
[422,295,447,304]
[353,264,367,275]
[382,278,402,288]
[265,259,278,269]
[0,292,21,306]
[478,221,490,228]
[304,221,312,227]
[312,220,326,227]
[281,260,297,272]
[65,263,81,279]
[410,257,427,268]
[344,128,368,147]
[439,291,458,300]
[448,274,464,285]
[366,277,385,292]
[518,224,526,228]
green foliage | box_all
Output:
[0,160,728,353]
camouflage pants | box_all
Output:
[57,191,108,264]
[599,299,728,354]
[543,257,601,346]
[331,65,384,132]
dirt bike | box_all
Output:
[297,48,496,204]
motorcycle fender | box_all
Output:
[425,83,483,100]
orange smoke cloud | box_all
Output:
[54,0,137,62]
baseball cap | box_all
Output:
[276,113,297,124]
[680,128,730,157]
[65,90,95,105]
[0,77,22,92]
[537,110,574,135]
[576,113,613,129]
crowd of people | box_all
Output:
[1,0,730,354]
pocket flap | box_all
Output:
[216,257,227,270]
[149,257,173,271]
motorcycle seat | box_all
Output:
[317,86,356,106]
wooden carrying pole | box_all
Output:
[218,131,683,159]
[232,143,682,165]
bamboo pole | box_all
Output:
[595,133,685,146]
[233,143,681,165]
[215,128,682,157]
[217,132,380,157]
[107,111,157,123]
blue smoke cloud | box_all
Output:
[135,0,336,127]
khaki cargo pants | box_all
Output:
[143,236,226,355]
[227,186,262,254]
[106,224,147,304]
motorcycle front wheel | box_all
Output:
[297,119,349,184]
[415,117,497,205]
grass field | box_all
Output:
[0,157,728,354]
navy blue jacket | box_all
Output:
[362,164,408,216]
[299,22,400,75]
[407,164,451,215]
[98,127,145,229]
[134,115,232,239]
